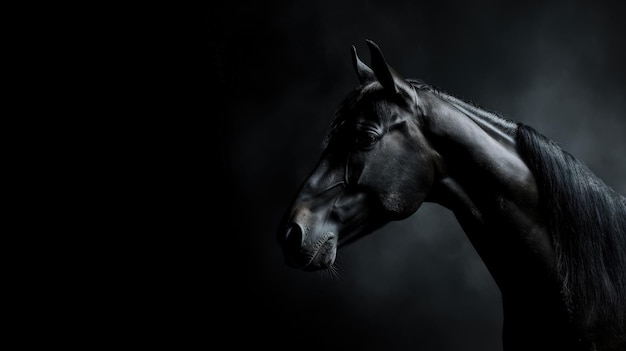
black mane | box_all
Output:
[516,124,626,336]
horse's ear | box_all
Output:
[351,45,375,85]
[365,39,411,95]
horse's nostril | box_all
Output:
[284,223,304,249]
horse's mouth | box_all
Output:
[301,234,337,271]
[337,221,370,249]
[337,232,356,249]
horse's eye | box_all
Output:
[355,131,379,147]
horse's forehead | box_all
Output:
[354,90,414,124]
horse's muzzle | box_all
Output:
[278,222,337,270]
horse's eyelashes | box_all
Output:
[354,130,379,148]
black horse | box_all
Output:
[277,40,626,350]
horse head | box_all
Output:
[277,40,439,271]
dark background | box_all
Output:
[214,1,626,350]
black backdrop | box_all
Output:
[214,1,626,350]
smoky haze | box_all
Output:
[216,1,626,350]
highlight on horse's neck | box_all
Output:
[434,90,518,146]
[416,84,537,215]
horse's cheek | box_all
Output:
[375,157,425,217]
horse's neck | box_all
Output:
[435,91,518,144]
[421,90,625,350]
[424,90,533,211]
[423,89,556,291]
